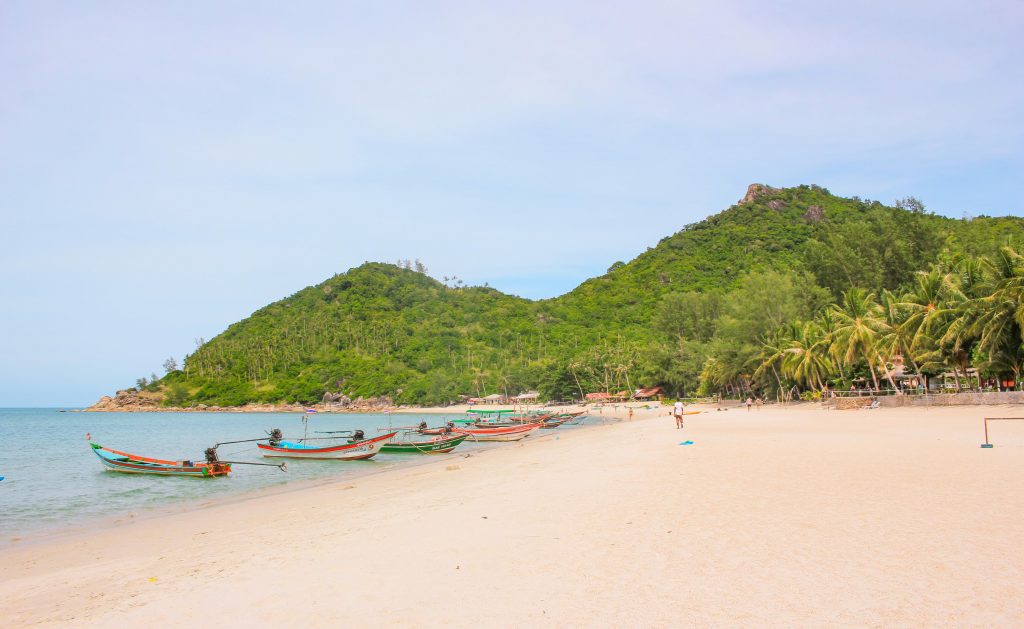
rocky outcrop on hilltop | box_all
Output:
[738,183,780,205]
[803,204,825,222]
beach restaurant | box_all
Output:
[585,391,629,403]
[633,386,664,400]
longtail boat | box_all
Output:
[258,431,397,460]
[414,421,457,435]
[456,422,542,442]
[90,442,232,477]
[560,412,587,425]
[380,432,468,454]
[472,413,554,427]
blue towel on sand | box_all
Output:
[679,440,694,446]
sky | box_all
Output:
[1,1,1022,406]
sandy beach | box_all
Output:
[2,403,1022,627]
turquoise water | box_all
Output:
[0,409,588,542]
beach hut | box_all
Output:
[939,369,981,392]
[514,391,539,401]
[482,393,506,405]
[633,387,663,400]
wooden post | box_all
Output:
[981,417,1024,448]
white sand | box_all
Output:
[2,403,1022,627]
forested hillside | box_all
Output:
[141,184,1024,406]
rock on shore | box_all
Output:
[83,389,400,413]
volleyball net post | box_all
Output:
[981,417,1024,448]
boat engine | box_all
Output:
[205,447,220,463]
[349,429,365,443]
[418,421,428,431]
[267,428,283,447]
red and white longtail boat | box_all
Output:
[455,422,542,442]
[258,431,397,460]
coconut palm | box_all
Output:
[964,246,1024,386]
[754,325,797,398]
[830,287,885,391]
[872,290,905,391]
[937,257,989,389]
[897,269,949,365]
[782,321,833,391]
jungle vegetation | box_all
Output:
[139,185,1024,406]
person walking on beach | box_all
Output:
[673,400,684,429]
[746,396,753,412]
[628,406,634,422]
[755,396,763,411]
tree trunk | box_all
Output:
[877,353,900,393]
[770,364,785,405]
[570,364,585,401]
[865,353,881,392]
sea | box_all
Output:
[0,408,595,543]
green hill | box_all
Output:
[148,184,1024,406]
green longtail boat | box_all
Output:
[380,433,469,454]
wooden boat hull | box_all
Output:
[457,424,541,442]
[380,434,468,454]
[258,432,397,460]
[418,427,451,435]
[91,443,230,478]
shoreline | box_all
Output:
[5,403,1022,626]
[77,400,658,414]
[5,414,614,550]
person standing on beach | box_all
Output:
[755,396,763,411]
[746,396,753,412]
[673,400,684,429]
[628,407,634,422]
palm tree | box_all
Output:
[938,258,987,389]
[782,321,833,392]
[965,246,1024,387]
[897,269,947,366]
[754,325,797,399]
[830,288,884,391]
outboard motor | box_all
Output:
[349,429,365,443]
[205,447,220,463]
[418,421,428,431]
[267,428,283,447]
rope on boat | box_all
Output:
[217,446,255,458]
[406,436,459,454]
[212,433,278,448]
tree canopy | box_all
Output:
[139,185,1024,406]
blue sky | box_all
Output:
[1,1,1021,406]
